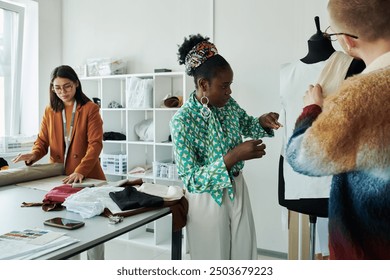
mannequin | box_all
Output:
[280,17,365,215]
[300,16,335,64]
[279,16,365,259]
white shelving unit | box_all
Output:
[80,71,190,249]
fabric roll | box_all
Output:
[0,163,64,187]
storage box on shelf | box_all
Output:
[101,153,127,175]
[153,161,179,181]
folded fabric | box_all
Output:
[134,119,153,141]
[22,183,82,212]
[63,186,124,218]
[137,183,184,201]
[109,186,164,211]
[43,184,82,204]
[103,131,126,141]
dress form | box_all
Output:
[300,16,335,64]
[279,16,366,259]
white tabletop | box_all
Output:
[0,185,171,259]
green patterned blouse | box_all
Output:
[170,92,273,205]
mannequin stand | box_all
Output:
[278,156,328,260]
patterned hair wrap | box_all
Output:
[184,41,218,75]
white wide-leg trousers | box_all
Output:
[185,172,257,260]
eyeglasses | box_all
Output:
[323,26,359,41]
[52,83,74,93]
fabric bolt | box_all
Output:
[286,52,390,259]
[170,92,273,205]
[0,163,64,187]
[185,172,257,260]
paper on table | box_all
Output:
[0,229,79,260]
[16,175,106,191]
[28,231,66,245]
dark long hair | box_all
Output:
[177,34,230,89]
[49,65,90,111]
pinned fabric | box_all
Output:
[109,186,164,211]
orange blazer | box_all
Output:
[31,101,106,180]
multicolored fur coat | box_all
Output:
[286,64,390,259]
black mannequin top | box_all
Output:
[300,16,335,64]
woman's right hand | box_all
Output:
[224,139,266,170]
[12,153,36,165]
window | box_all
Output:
[0,0,38,142]
[0,1,24,137]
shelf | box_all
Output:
[101,108,126,112]
[103,140,127,144]
[127,173,155,180]
[154,108,179,112]
[155,142,173,147]
[81,71,190,251]
[127,140,154,145]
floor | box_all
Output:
[81,232,283,260]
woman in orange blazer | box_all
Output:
[13,65,105,184]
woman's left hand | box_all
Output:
[259,112,282,130]
[62,172,84,184]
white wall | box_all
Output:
[214,0,329,253]
[37,0,331,254]
[37,0,62,121]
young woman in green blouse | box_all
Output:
[170,34,281,260]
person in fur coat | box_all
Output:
[286,0,390,259]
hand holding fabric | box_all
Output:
[304,84,324,107]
